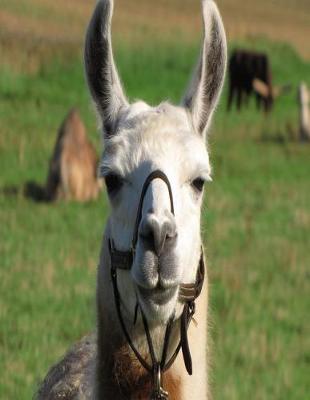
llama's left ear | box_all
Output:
[84,0,128,138]
[183,0,227,138]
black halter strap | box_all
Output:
[108,170,205,399]
[132,170,175,252]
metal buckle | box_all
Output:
[189,301,196,315]
[151,364,168,400]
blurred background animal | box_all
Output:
[228,49,273,112]
[24,108,102,202]
[298,82,310,141]
[45,108,101,202]
[227,49,291,112]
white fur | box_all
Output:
[100,105,210,322]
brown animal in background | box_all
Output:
[227,49,274,112]
[227,49,291,113]
[45,108,101,201]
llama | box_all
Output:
[25,108,101,202]
[227,50,274,112]
[227,49,291,113]
[45,108,101,202]
[36,1,227,399]
[298,82,310,141]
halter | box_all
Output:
[108,170,205,399]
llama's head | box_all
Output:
[85,0,226,323]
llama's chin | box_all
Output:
[137,286,178,322]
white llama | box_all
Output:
[298,82,310,141]
[36,0,227,399]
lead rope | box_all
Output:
[110,260,189,399]
[110,252,200,399]
[141,310,171,400]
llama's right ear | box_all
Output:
[183,1,227,138]
[84,0,128,137]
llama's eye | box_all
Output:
[105,174,123,195]
[192,177,205,192]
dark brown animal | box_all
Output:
[227,49,273,112]
[45,108,101,201]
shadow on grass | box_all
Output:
[0,181,50,202]
[259,124,300,144]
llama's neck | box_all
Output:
[95,232,181,399]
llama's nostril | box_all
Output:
[140,229,155,248]
[139,214,177,256]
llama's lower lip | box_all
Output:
[137,286,177,305]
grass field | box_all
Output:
[1,1,310,399]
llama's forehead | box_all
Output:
[117,101,190,131]
[102,102,211,178]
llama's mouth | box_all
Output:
[137,285,178,306]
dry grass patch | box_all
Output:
[1,0,309,72]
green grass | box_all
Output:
[0,40,309,399]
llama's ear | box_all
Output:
[84,0,128,137]
[183,0,227,138]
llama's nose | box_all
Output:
[139,211,177,256]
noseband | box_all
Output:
[108,170,205,400]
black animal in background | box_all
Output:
[227,49,274,112]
